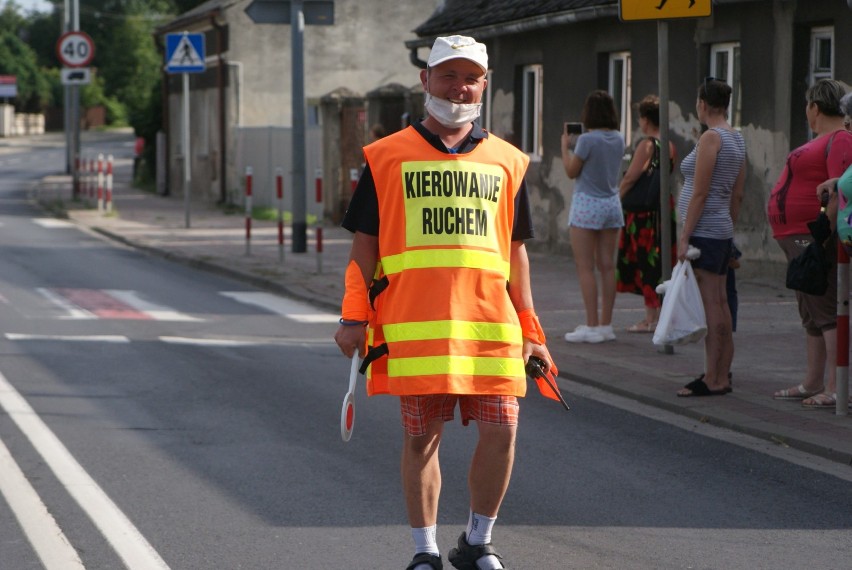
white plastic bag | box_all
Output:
[652,260,707,346]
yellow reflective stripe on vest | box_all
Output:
[383,320,521,343]
[381,249,509,278]
[387,355,525,378]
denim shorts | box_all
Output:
[568,191,624,230]
[689,236,733,275]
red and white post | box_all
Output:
[315,168,323,274]
[96,154,104,212]
[245,166,253,256]
[837,245,849,416]
[105,155,114,214]
[276,167,285,263]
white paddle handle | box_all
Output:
[348,355,359,394]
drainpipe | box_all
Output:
[212,13,227,203]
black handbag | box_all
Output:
[786,197,832,296]
[621,138,661,212]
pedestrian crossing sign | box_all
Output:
[165,32,206,74]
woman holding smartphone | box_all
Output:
[561,90,626,343]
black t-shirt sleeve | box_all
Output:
[512,179,534,241]
[341,164,379,235]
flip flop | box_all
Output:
[773,383,823,401]
[677,376,730,397]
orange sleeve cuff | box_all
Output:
[517,309,546,344]
[341,260,371,321]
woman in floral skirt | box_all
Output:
[616,95,677,333]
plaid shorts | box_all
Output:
[400,394,519,437]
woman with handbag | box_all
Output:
[769,80,852,407]
[676,78,746,397]
[617,95,677,333]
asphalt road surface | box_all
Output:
[0,134,850,569]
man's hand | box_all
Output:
[334,325,364,359]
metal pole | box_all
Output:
[290,0,307,252]
[64,0,70,174]
[183,71,191,228]
[658,20,674,356]
[837,246,849,416]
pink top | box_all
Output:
[768,129,852,238]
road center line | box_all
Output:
[0,438,84,569]
[0,370,171,569]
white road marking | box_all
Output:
[32,218,75,229]
[36,287,96,320]
[159,336,259,347]
[5,334,130,343]
[0,371,171,569]
[221,291,338,323]
[106,290,202,322]
[0,438,84,569]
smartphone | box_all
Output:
[564,122,584,135]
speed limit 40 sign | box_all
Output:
[56,31,95,68]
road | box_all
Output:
[0,133,850,569]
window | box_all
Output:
[809,26,833,84]
[521,64,542,157]
[710,42,741,128]
[608,52,631,142]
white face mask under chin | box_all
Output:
[424,94,482,129]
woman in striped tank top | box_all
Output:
[676,78,746,397]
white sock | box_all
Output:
[466,511,503,569]
[411,524,439,555]
[466,511,496,545]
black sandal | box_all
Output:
[406,552,443,570]
[448,532,504,570]
[678,375,730,397]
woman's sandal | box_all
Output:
[677,375,731,397]
[773,384,823,401]
[627,320,656,333]
[801,392,851,409]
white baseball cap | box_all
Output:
[427,35,488,72]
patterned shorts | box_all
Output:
[568,191,624,230]
[399,394,519,437]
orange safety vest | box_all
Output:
[362,126,530,397]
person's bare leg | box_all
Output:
[402,421,444,528]
[570,226,600,326]
[805,333,827,392]
[468,422,516,517]
[596,228,620,326]
[678,269,730,393]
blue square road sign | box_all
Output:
[165,33,206,74]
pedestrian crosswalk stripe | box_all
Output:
[220,292,338,323]
[32,218,74,228]
[36,288,201,322]
[5,334,130,343]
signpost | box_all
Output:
[619,0,711,21]
[165,32,206,228]
[57,27,94,199]
[620,0,712,354]
[245,0,334,253]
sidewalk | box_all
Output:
[34,145,852,467]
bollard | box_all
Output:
[97,154,104,213]
[105,155,114,214]
[245,166,253,256]
[276,167,285,263]
[837,245,849,416]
